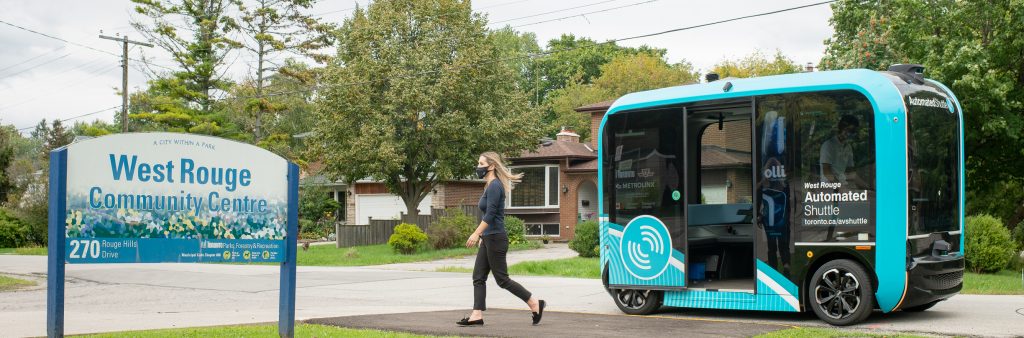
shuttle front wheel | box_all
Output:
[611,288,662,315]
[809,259,875,326]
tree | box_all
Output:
[45,119,73,154]
[30,119,49,141]
[711,50,803,78]
[489,27,542,105]
[821,0,1024,225]
[546,53,700,141]
[128,81,241,137]
[226,59,319,163]
[535,34,666,103]
[72,120,119,137]
[130,0,242,137]
[235,0,335,142]
[0,125,15,202]
[309,0,544,219]
[132,0,240,114]
[593,54,699,97]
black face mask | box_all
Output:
[475,166,490,179]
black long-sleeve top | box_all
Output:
[477,180,506,236]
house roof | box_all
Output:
[565,158,597,172]
[701,145,751,168]
[574,99,615,113]
[514,139,596,160]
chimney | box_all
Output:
[804,62,816,72]
[556,126,580,143]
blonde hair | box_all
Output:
[480,151,521,196]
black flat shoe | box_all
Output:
[532,300,546,325]
[456,317,484,326]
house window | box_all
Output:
[510,165,559,207]
[525,223,560,237]
[548,167,559,206]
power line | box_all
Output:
[0,64,119,111]
[221,0,836,101]
[479,0,535,10]
[511,0,657,28]
[0,19,120,57]
[613,0,837,43]
[314,0,535,17]
[0,19,175,71]
[0,46,67,73]
[0,53,72,79]
[490,0,619,25]
[14,105,122,131]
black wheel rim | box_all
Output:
[815,268,861,320]
[616,289,649,309]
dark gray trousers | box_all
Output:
[472,233,531,310]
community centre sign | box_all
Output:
[47,133,299,337]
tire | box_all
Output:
[611,288,662,315]
[902,300,939,312]
[808,259,874,326]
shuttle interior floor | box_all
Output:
[687,278,754,291]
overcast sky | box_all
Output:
[0,0,833,133]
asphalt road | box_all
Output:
[307,309,792,337]
[1,255,1022,337]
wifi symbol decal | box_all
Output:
[619,216,672,280]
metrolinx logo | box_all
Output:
[619,215,672,280]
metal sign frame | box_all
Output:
[46,142,299,338]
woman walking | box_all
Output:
[457,151,546,327]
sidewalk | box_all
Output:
[372,243,578,271]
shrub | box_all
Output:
[0,213,29,248]
[506,216,526,246]
[300,219,334,241]
[1011,220,1024,269]
[427,208,476,249]
[5,192,47,245]
[389,223,428,254]
[569,220,599,258]
[1013,220,1024,250]
[298,219,314,239]
[298,186,342,222]
[965,214,1015,273]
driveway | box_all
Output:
[1,254,1022,337]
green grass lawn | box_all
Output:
[0,242,539,267]
[438,256,600,279]
[296,242,540,267]
[962,269,1024,295]
[756,327,927,338]
[0,247,47,255]
[78,323,460,338]
[0,274,35,291]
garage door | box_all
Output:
[356,194,433,225]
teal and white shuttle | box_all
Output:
[598,65,964,325]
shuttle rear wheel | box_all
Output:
[611,288,662,315]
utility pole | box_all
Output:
[99,34,153,133]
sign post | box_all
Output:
[46,133,299,338]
